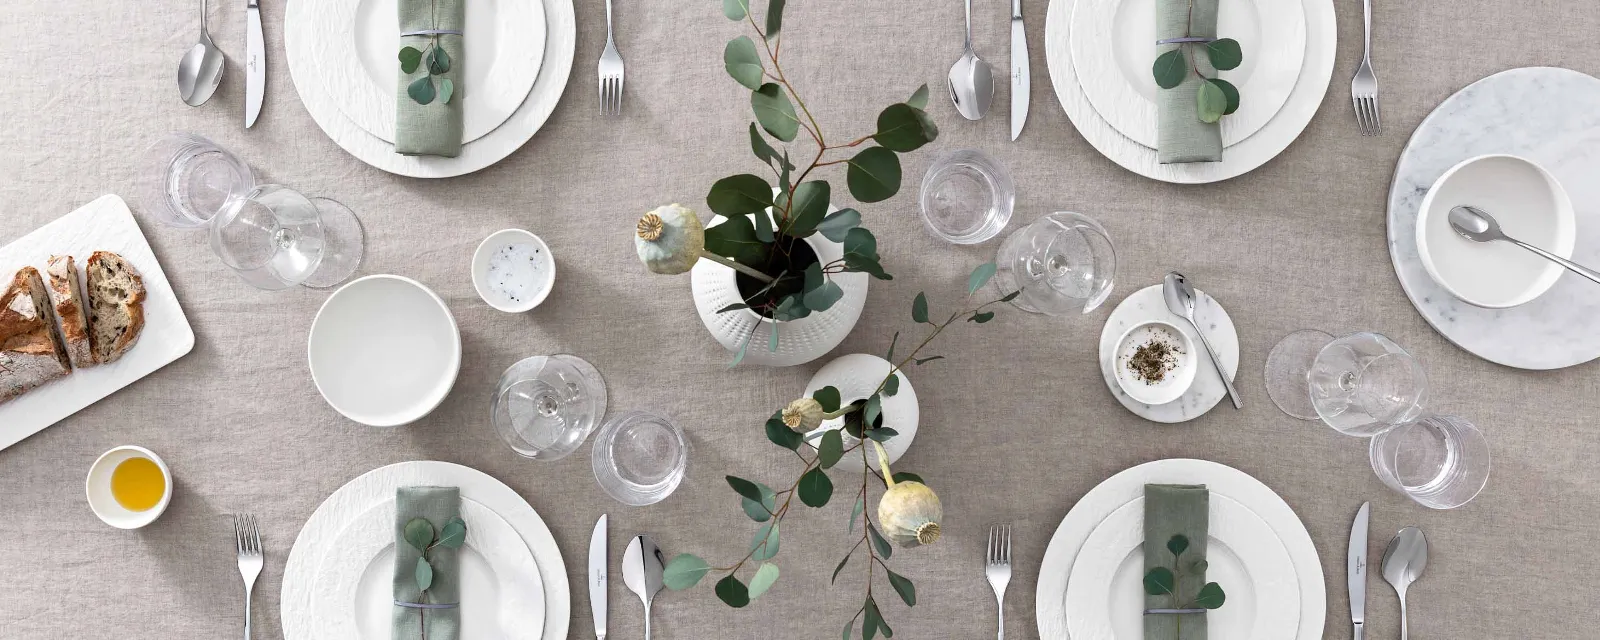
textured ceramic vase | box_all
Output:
[801,353,919,473]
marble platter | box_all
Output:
[1388,67,1600,369]
[1098,284,1239,423]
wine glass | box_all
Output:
[591,411,690,506]
[1267,331,1428,435]
[492,355,609,461]
[992,211,1116,315]
[140,132,255,228]
[1369,414,1490,509]
[918,149,1014,244]
[209,184,365,290]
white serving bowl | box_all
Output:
[85,445,172,529]
[1113,320,1197,406]
[471,228,555,312]
[308,275,461,427]
[1416,154,1575,308]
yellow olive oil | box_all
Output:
[110,457,165,512]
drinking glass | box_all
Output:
[592,411,690,506]
[1369,414,1490,509]
[492,355,608,461]
[918,149,1014,244]
[209,184,365,290]
[993,212,1116,315]
[140,132,256,227]
[1308,332,1428,436]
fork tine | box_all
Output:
[1370,96,1382,135]
[987,524,997,564]
[1356,97,1373,136]
[233,514,242,553]
[248,514,260,554]
[1364,98,1379,136]
[1003,525,1012,563]
[613,77,623,115]
[616,75,625,114]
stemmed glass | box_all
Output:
[210,184,365,290]
[492,355,609,461]
[992,212,1116,315]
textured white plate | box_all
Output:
[1046,0,1335,183]
[283,461,569,640]
[1070,0,1304,148]
[1098,284,1236,424]
[1036,459,1325,640]
[308,275,461,427]
[312,498,544,639]
[1064,495,1299,640]
[0,195,195,451]
[285,0,575,178]
[310,0,546,144]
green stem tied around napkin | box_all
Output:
[1143,484,1227,640]
[394,487,467,640]
[395,0,463,157]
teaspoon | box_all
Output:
[1381,527,1428,640]
[177,0,225,106]
[1162,272,1241,409]
[1448,205,1600,285]
[947,0,993,120]
[623,535,665,640]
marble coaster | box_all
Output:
[1098,284,1239,423]
[1388,67,1600,370]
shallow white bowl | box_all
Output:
[1113,320,1197,405]
[85,445,172,529]
[471,229,555,313]
[308,275,461,427]
[1417,154,1576,308]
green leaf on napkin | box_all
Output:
[1166,533,1189,557]
[1143,566,1175,596]
[799,466,833,507]
[438,78,455,105]
[407,76,436,105]
[727,475,768,502]
[1211,77,1240,115]
[723,0,750,20]
[740,478,777,521]
[426,46,451,74]
[969,311,995,323]
[415,556,434,591]
[715,575,751,607]
[1152,49,1187,89]
[749,122,780,166]
[663,553,712,589]
[404,518,434,550]
[845,147,901,203]
[1197,80,1228,123]
[752,83,800,142]
[1195,581,1227,608]
[748,563,780,599]
[1205,38,1242,70]
[437,517,466,549]
[725,37,765,90]
[399,46,423,74]
[848,495,864,533]
[913,356,943,365]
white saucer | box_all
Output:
[1098,284,1237,423]
[308,275,462,426]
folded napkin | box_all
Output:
[394,487,461,640]
[1144,484,1209,640]
[395,0,464,157]
[1156,0,1222,164]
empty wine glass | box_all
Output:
[992,211,1116,315]
[592,411,690,506]
[918,149,1014,244]
[209,184,365,290]
[1266,331,1429,436]
[1369,414,1490,509]
[140,132,255,227]
[492,355,609,461]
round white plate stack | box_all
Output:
[1036,459,1326,640]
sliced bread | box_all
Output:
[85,251,146,365]
[46,255,95,368]
[1,267,72,404]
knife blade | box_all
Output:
[1348,502,1370,640]
[1009,0,1029,140]
[245,0,264,128]
[589,515,608,640]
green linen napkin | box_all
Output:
[1144,484,1209,640]
[1156,0,1222,164]
[395,0,464,157]
[393,487,461,640]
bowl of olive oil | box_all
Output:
[85,446,172,529]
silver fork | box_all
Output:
[234,514,263,640]
[986,524,1013,640]
[1351,0,1380,135]
[597,0,624,115]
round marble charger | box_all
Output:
[1098,284,1239,423]
[1388,67,1600,370]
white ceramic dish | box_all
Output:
[1113,320,1196,405]
[1098,285,1236,423]
[0,195,196,451]
[1416,154,1574,309]
[471,229,554,312]
[308,275,461,426]
[85,445,172,529]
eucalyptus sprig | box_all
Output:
[1143,534,1226,638]
[1150,0,1243,124]
[398,0,455,106]
[402,516,467,637]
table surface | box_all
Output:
[2,0,1597,638]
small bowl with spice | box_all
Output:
[1114,320,1197,405]
[472,229,556,312]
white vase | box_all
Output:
[801,353,918,473]
[690,212,868,367]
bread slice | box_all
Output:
[1,267,72,404]
[46,255,95,368]
[86,251,147,365]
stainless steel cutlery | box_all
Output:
[1009,0,1029,139]
[948,0,994,120]
[1451,205,1600,285]
[986,524,1013,640]
[177,0,225,107]
[598,0,625,115]
[1347,502,1370,640]
[234,514,263,640]
[1351,0,1380,135]
[623,535,664,640]
[244,0,265,128]
[590,516,609,640]
[1382,527,1429,640]
[1162,272,1242,409]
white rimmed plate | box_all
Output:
[1098,284,1236,423]
[308,275,461,427]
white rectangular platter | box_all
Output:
[0,195,195,451]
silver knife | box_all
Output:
[1348,502,1370,640]
[1009,0,1029,140]
[589,515,608,640]
[244,0,264,128]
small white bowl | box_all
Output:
[308,275,461,427]
[471,229,555,312]
[85,446,172,529]
[1416,154,1576,308]
[1113,320,1197,405]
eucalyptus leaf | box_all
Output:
[415,557,434,591]
[1210,77,1241,115]
[403,518,434,550]
[726,475,767,503]
[407,76,436,105]
[842,618,855,640]
[914,356,944,365]
[706,174,775,216]
[752,83,800,142]
[717,303,750,314]
[885,331,899,361]
[729,329,754,368]
[428,46,451,75]
[779,150,793,193]
[863,394,882,428]
[969,311,995,323]
[438,78,455,105]
[1167,534,1189,557]
[702,214,767,265]
[782,181,830,237]
[1195,582,1227,609]
[831,551,851,583]
[864,597,889,639]
[849,495,865,533]
[753,207,775,242]
[907,84,930,110]
[663,553,712,590]
[1143,566,1175,596]
[867,522,893,559]
[816,208,860,242]
[967,262,997,296]
[1000,290,1021,302]
[715,575,751,608]
[765,412,803,450]
[1197,80,1227,123]
[724,37,765,90]
[890,471,924,484]
[749,122,779,167]
[1152,49,1187,90]
[1205,38,1243,70]
[768,320,780,352]
[741,493,775,522]
[872,103,938,153]
[885,569,916,606]
[883,373,900,397]
[751,521,781,560]
[722,0,749,20]
[798,466,834,507]
[803,280,843,313]
[846,147,902,203]
[399,46,423,74]
[911,292,928,323]
[436,517,467,549]
[813,385,841,412]
[814,429,844,469]
[764,0,785,39]
[747,563,780,599]
[864,426,898,442]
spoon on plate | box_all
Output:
[1381,527,1428,640]
[177,0,225,106]
[1449,205,1600,285]
[947,0,993,120]
[1162,272,1241,409]
[623,535,665,640]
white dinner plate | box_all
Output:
[308,275,461,427]
[1036,459,1325,640]
[1064,495,1299,640]
[1046,0,1335,183]
[1070,0,1304,149]
[1098,284,1237,423]
[310,0,546,144]
[283,461,569,640]
[311,498,543,639]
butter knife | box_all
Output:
[1009,0,1029,140]
[589,515,608,640]
[1348,502,1370,640]
[244,0,264,128]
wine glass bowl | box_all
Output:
[209,185,364,290]
[492,355,609,461]
[993,211,1116,316]
[1309,332,1429,436]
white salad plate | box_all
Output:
[1069,0,1305,148]
[1046,0,1335,183]
[309,0,547,145]
[1098,284,1236,424]
[1064,495,1300,640]
[283,460,569,640]
[308,275,461,427]
[1036,459,1325,640]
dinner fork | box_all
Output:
[986,524,1013,640]
[597,0,624,115]
[235,514,263,640]
[1351,0,1380,135]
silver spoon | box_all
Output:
[1449,205,1600,285]
[1381,527,1428,640]
[177,0,225,106]
[623,535,665,640]
[947,0,993,120]
[1162,272,1242,409]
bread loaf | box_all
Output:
[85,251,146,365]
[1,267,72,404]
[46,255,95,368]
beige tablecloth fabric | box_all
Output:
[2,1,1599,639]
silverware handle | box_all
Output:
[1353,621,1364,640]
[996,592,1005,640]
[604,0,615,42]
[964,0,973,48]
[200,0,208,36]
[644,612,652,640]
[243,585,252,640]
[1360,0,1372,59]
[1194,327,1242,409]
[1512,238,1600,285]
[1399,600,1408,640]
[1012,0,1021,19]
